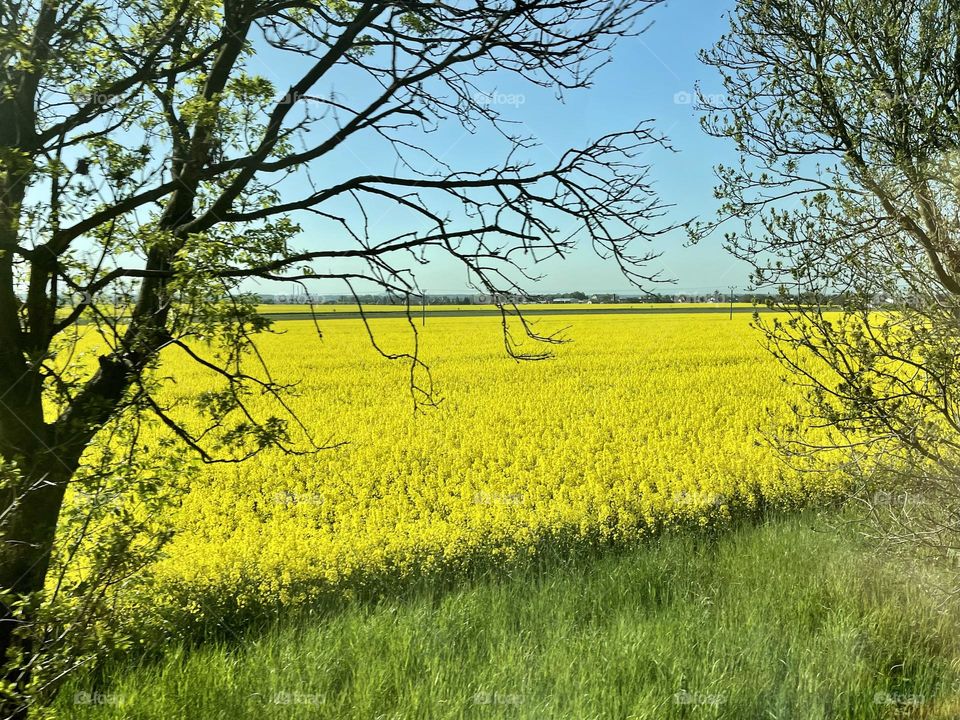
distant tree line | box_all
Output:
[60,289,911,309]
[254,290,864,306]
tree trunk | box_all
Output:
[0,346,135,717]
[0,368,83,718]
[0,454,72,718]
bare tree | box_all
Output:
[0,0,675,714]
[696,0,960,580]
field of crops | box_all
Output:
[83,313,845,626]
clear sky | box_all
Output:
[496,0,746,295]
[256,0,748,297]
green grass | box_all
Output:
[58,512,960,719]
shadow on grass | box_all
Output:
[58,502,960,719]
[99,502,840,674]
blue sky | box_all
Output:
[254,0,749,298]
[497,0,746,294]
[36,1,751,302]
[17,1,750,303]
[18,0,749,294]
[111,0,748,300]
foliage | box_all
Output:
[696,0,960,575]
[1,414,192,712]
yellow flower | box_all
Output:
[85,314,845,626]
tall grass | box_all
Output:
[58,512,960,719]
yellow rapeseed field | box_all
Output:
[122,312,844,620]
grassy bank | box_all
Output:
[57,512,960,719]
